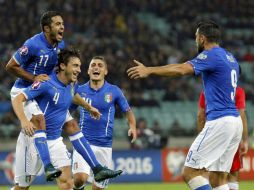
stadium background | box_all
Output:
[1,0,254,189]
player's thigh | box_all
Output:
[184,116,241,171]
[72,149,91,176]
[14,132,42,187]
[47,137,72,169]
[91,146,112,188]
[10,87,43,121]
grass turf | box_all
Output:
[1,181,254,190]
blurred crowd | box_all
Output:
[1,0,254,140]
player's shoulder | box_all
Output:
[24,33,42,50]
[58,40,65,49]
[105,81,121,91]
[77,82,90,91]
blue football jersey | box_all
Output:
[188,46,240,120]
[13,32,65,88]
[23,73,77,140]
[77,81,130,147]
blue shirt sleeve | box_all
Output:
[13,39,37,66]
[188,51,214,75]
[23,81,48,101]
[115,86,130,113]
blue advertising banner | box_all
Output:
[112,150,162,182]
[0,150,162,185]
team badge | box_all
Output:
[31,81,41,89]
[104,93,112,103]
[19,46,28,55]
[197,53,207,60]
[226,54,235,63]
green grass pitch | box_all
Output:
[1,182,254,190]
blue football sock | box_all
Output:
[34,130,51,168]
[69,131,100,169]
[196,185,212,190]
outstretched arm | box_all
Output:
[12,93,35,136]
[73,93,101,120]
[127,60,194,79]
[125,109,137,143]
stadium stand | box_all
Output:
[0,0,254,146]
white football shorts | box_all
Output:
[184,116,242,172]
[14,134,71,187]
[11,85,72,186]
[72,145,113,188]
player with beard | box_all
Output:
[127,21,242,190]
[6,11,103,189]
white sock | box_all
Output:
[213,184,229,190]
[228,182,239,190]
[188,176,211,190]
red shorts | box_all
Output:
[230,147,242,172]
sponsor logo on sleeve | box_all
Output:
[19,46,28,55]
[197,53,207,60]
[31,81,41,89]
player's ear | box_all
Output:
[105,68,108,76]
[44,25,50,33]
[59,62,66,71]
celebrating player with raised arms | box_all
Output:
[128,21,242,190]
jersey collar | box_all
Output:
[51,72,67,87]
[88,81,107,92]
[40,32,57,49]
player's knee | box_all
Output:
[65,178,74,189]
[64,119,79,135]
[59,178,73,190]
[228,171,238,182]
[209,172,228,187]
[74,173,88,188]
[182,166,192,182]
[31,114,46,130]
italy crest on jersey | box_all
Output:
[104,93,112,103]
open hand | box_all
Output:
[127,60,150,79]
[34,74,49,82]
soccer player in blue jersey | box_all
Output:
[5,11,66,187]
[71,56,137,190]
[127,21,242,190]
[5,11,107,189]
[12,49,123,190]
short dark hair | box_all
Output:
[40,11,62,31]
[197,20,221,43]
[58,48,81,70]
[91,56,108,67]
